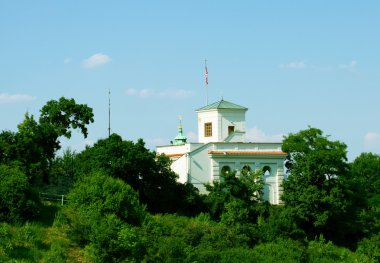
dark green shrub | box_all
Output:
[0,164,40,222]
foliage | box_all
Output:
[350,152,380,193]
[1,98,380,262]
[349,153,380,206]
[258,206,306,242]
[0,164,40,222]
[0,97,93,186]
[0,222,47,262]
[356,233,380,262]
[282,127,355,244]
[251,238,306,263]
[306,236,365,263]
[75,134,204,214]
[64,172,147,262]
[67,171,146,228]
[47,149,78,194]
[140,213,255,262]
[0,219,80,263]
[39,97,94,140]
[205,169,265,222]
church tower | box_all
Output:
[195,99,248,144]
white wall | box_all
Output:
[218,110,246,141]
[197,109,247,143]
[171,154,188,183]
[197,111,219,143]
[187,144,213,193]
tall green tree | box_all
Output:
[350,152,380,204]
[348,152,380,239]
[205,169,265,223]
[0,97,94,184]
[281,127,353,244]
[75,134,203,214]
[37,97,94,161]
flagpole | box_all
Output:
[205,59,208,105]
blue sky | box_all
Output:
[1,1,379,160]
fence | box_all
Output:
[39,192,69,206]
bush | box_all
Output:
[64,172,147,262]
[356,234,380,262]
[251,238,306,263]
[307,236,361,263]
[259,206,306,242]
[0,164,40,222]
[67,171,146,226]
[43,239,68,263]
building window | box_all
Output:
[263,166,271,177]
[228,126,235,135]
[204,122,212,137]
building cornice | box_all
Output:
[208,150,287,156]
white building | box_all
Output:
[156,99,286,204]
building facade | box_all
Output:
[156,100,286,204]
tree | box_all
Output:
[48,149,78,194]
[205,169,265,223]
[37,97,94,161]
[0,131,18,165]
[0,97,94,184]
[64,172,147,262]
[350,152,380,204]
[348,153,380,240]
[0,164,40,222]
[75,134,203,214]
[281,127,352,244]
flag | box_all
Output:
[205,66,208,86]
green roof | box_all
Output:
[196,99,248,111]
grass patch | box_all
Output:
[36,201,60,227]
[0,203,86,262]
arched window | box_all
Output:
[241,165,251,176]
[221,166,231,176]
[263,166,271,177]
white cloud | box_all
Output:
[0,93,36,103]
[280,60,358,71]
[125,88,194,99]
[246,127,284,142]
[159,89,194,99]
[82,53,111,68]
[339,60,357,70]
[364,132,380,152]
[280,61,306,69]
[125,88,154,98]
[139,89,155,98]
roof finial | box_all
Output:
[174,115,187,145]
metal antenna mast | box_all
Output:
[108,89,111,138]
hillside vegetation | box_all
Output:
[0,98,379,262]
